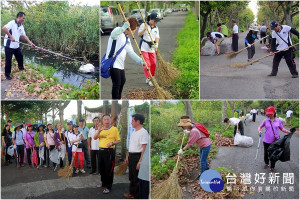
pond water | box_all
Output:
[2,45,99,87]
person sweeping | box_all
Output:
[257,106,293,173]
[245,25,259,62]
[138,13,160,87]
[177,116,212,175]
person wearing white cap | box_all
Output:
[245,25,259,62]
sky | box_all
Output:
[62,100,149,120]
[68,0,99,6]
[248,0,258,23]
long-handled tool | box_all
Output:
[225,35,269,60]
[151,132,186,199]
[135,1,179,87]
[255,132,262,160]
[31,148,34,168]
[117,3,173,100]
[231,43,299,68]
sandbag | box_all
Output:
[49,149,60,164]
[201,40,216,56]
[234,133,253,147]
[220,38,232,54]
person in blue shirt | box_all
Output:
[245,25,259,62]
[78,118,91,168]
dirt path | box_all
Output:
[200,32,299,99]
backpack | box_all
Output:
[193,123,210,138]
[13,130,23,139]
[101,37,128,78]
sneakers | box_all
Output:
[292,75,298,78]
[5,75,12,80]
[54,166,58,171]
[148,80,153,87]
[80,169,86,173]
[264,164,269,169]
[75,169,79,174]
[270,168,275,173]
[268,73,276,77]
[146,78,150,84]
[43,165,47,168]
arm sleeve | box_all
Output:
[245,39,249,44]
[290,28,299,38]
[156,28,160,39]
[88,129,92,138]
[127,47,143,65]
[111,23,130,40]
[138,23,144,34]
[271,38,277,52]
[4,21,14,30]
[140,131,149,145]
[187,130,198,146]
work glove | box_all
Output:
[13,145,16,149]
[183,129,190,134]
[123,22,130,30]
[247,43,251,47]
[178,149,183,155]
[138,58,144,66]
[290,127,296,133]
[151,43,158,49]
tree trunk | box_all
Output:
[200,7,211,38]
[103,101,109,115]
[182,101,194,122]
[77,101,82,124]
[222,101,227,120]
[284,1,293,27]
[111,100,118,127]
[120,101,129,159]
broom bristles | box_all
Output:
[157,53,180,87]
[151,78,174,99]
[114,162,127,176]
[151,168,183,199]
[231,61,252,68]
[225,51,238,60]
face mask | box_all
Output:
[184,129,190,134]
[252,33,256,39]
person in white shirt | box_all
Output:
[105,18,144,99]
[206,32,224,55]
[286,110,293,125]
[69,124,85,174]
[2,12,34,80]
[123,114,149,199]
[269,20,299,78]
[88,116,100,174]
[251,108,257,122]
[224,117,244,136]
[230,19,239,52]
[138,13,160,87]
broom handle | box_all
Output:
[175,132,186,168]
[252,42,299,63]
[117,3,154,81]
[136,1,155,45]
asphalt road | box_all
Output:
[100,12,188,99]
[210,114,299,199]
[1,160,130,199]
[200,32,299,99]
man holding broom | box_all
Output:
[2,12,35,80]
[138,13,160,87]
[268,20,299,78]
[177,116,212,175]
[124,114,149,199]
[229,19,239,52]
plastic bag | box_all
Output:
[7,145,14,156]
[234,133,253,147]
[49,149,60,164]
[58,144,66,160]
[39,147,44,160]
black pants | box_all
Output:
[16,145,24,164]
[138,179,149,199]
[232,33,239,52]
[82,140,91,165]
[252,113,256,122]
[271,49,298,76]
[246,44,255,60]
[99,148,115,190]
[260,32,266,44]
[233,121,244,136]
[91,150,100,173]
[128,152,141,198]
[26,148,32,165]
[263,142,275,168]
[110,68,126,99]
[5,47,24,76]
[47,145,56,167]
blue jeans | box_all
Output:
[244,119,247,126]
[200,144,211,174]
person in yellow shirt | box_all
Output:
[93,114,120,194]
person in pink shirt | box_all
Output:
[258,106,292,173]
[24,123,35,168]
[177,116,211,174]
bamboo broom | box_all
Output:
[231,43,299,68]
[136,1,180,87]
[225,35,269,60]
[151,132,186,199]
[117,3,173,100]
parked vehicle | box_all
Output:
[100,6,123,32]
[161,9,166,17]
[148,8,163,20]
[165,8,172,14]
[130,9,147,25]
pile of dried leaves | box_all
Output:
[125,88,158,99]
[215,134,234,147]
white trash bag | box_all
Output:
[234,133,253,147]
[39,147,45,160]
[7,145,14,156]
[58,144,66,160]
[49,149,60,164]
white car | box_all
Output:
[148,8,163,20]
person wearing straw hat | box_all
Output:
[12,123,25,168]
[245,25,259,62]
[2,12,34,80]
[177,116,211,175]
[138,12,160,87]
[34,123,46,168]
[206,32,225,56]
[104,18,144,99]
[124,114,149,199]
[268,20,299,78]
[229,19,239,52]
[24,123,35,168]
[257,106,293,173]
[94,115,120,194]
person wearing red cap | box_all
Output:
[257,106,292,173]
[24,123,35,167]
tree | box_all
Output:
[182,101,193,122]
[222,101,227,120]
[77,100,82,123]
[120,101,129,158]
[111,100,119,127]
[103,101,109,115]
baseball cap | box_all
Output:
[79,118,85,122]
[270,20,278,30]
[150,13,160,22]
[266,106,276,115]
[7,119,12,123]
[67,121,73,125]
[73,124,79,128]
[27,123,33,127]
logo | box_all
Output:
[199,169,224,192]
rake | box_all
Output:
[117,3,173,100]
[231,43,299,68]
[136,1,180,87]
